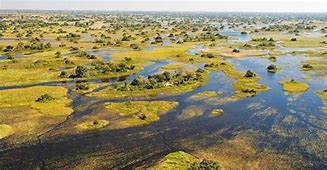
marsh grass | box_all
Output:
[90,71,208,99]
[0,86,72,143]
[105,101,178,127]
[279,80,309,93]
[206,62,270,100]
[76,120,109,130]
[0,124,14,139]
[150,151,199,169]
[178,105,205,120]
[315,89,327,113]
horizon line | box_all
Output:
[1,9,327,14]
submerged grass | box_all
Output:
[189,91,223,101]
[315,89,327,113]
[105,101,178,127]
[206,62,270,100]
[178,105,204,120]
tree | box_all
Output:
[72,66,88,78]
[244,70,255,77]
[36,94,54,103]
[55,51,61,58]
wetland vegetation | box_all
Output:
[0,10,326,169]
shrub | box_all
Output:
[36,94,55,103]
[232,48,240,53]
[200,53,215,58]
[59,71,68,78]
[266,64,277,73]
[302,64,313,69]
[190,159,221,170]
[244,70,255,77]
[75,82,89,90]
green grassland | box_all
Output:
[0,86,72,143]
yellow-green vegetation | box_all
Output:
[205,62,269,100]
[0,124,14,139]
[74,83,108,94]
[178,105,204,120]
[0,49,90,86]
[151,151,198,170]
[112,47,189,61]
[105,101,178,127]
[204,48,266,58]
[253,33,327,48]
[282,36,327,48]
[300,59,327,72]
[76,120,109,130]
[0,86,72,143]
[315,89,327,113]
[161,64,182,70]
[189,91,222,101]
[0,86,72,115]
[89,71,208,99]
[279,80,309,93]
[151,151,221,170]
[211,109,224,116]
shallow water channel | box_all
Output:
[0,48,326,169]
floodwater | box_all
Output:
[220,29,251,43]
[0,46,326,169]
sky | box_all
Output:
[1,0,327,13]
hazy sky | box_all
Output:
[1,0,326,13]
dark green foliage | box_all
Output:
[200,53,215,58]
[269,56,276,61]
[116,71,204,91]
[55,51,61,58]
[36,94,55,103]
[76,50,97,59]
[266,64,277,73]
[70,66,88,78]
[7,55,15,60]
[59,71,68,78]
[65,33,80,38]
[137,113,147,120]
[242,88,257,96]
[63,58,74,64]
[189,159,221,170]
[130,43,140,50]
[3,45,14,52]
[91,61,135,73]
[232,48,240,53]
[244,70,255,77]
[302,64,313,69]
[75,82,89,90]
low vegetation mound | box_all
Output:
[279,79,309,93]
[205,62,269,99]
[315,89,327,113]
[105,101,178,127]
[0,124,14,139]
[76,120,109,130]
[151,151,221,170]
[91,69,207,98]
[211,109,224,116]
